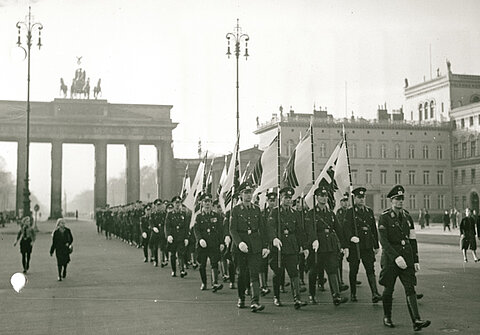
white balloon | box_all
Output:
[10,273,27,293]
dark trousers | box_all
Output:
[234,250,261,304]
[169,242,186,273]
[149,238,159,262]
[380,265,416,318]
[348,248,376,296]
[21,251,31,271]
[308,251,340,298]
[270,253,299,298]
[198,248,221,284]
[142,236,150,259]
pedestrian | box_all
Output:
[424,210,430,227]
[443,210,451,232]
[49,218,73,281]
[230,181,270,312]
[13,216,36,274]
[378,185,430,331]
[459,208,479,263]
[306,180,349,306]
[165,196,189,278]
[418,209,425,229]
[140,204,151,263]
[344,187,382,303]
[194,193,225,291]
[456,209,462,229]
[267,187,308,309]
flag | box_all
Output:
[183,161,205,212]
[217,156,228,197]
[219,135,240,212]
[240,161,251,183]
[251,135,279,199]
[283,127,312,199]
[180,165,190,200]
[305,139,349,209]
[205,157,215,195]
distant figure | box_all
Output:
[443,210,451,231]
[50,219,74,281]
[13,217,36,274]
[0,212,5,227]
[424,210,430,227]
[59,78,67,98]
[456,209,462,229]
[93,78,102,99]
[450,209,457,229]
[418,209,425,229]
[75,210,78,221]
[459,208,478,263]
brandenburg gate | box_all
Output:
[0,98,177,218]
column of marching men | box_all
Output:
[95,182,430,331]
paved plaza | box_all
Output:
[1,219,479,335]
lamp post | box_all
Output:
[226,19,249,139]
[16,6,43,218]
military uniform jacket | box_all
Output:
[267,206,307,255]
[194,210,224,250]
[140,213,150,234]
[306,206,346,252]
[230,202,268,254]
[165,210,189,242]
[344,205,379,251]
[378,208,418,267]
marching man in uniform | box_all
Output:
[230,181,270,312]
[267,187,309,309]
[378,185,430,331]
[166,196,190,278]
[194,193,225,292]
[344,187,382,303]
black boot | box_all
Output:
[367,273,382,303]
[291,277,306,309]
[406,294,431,331]
[382,294,394,328]
[212,269,223,292]
[350,274,357,302]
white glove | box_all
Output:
[262,248,270,258]
[414,263,420,272]
[224,236,231,247]
[184,239,189,246]
[199,239,207,248]
[167,235,173,243]
[238,241,248,253]
[273,238,282,250]
[153,227,159,233]
[312,240,319,252]
[374,248,379,255]
[343,248,349,259]
[303,249,309,259]
[395,256,407,269]
[350,236,360,244]
[220,244,225,252]
[142,232,147,239]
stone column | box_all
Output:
[161,140,175,198]
[94,141,107,210]
[155,143,163,199]
[126,141,140,203]
[16,139,26,217]
[50,141,63,219]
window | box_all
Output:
[366,144,372,158]
[430,100,435,119]
[454,170,458,184]
[461,118,465,128]
[409,195,416,210]
[471,141,476,157]
[423,145,429,159]
[381,194,388,209]
[470,116,474,127]
[320,143,326,157]
[394,144,401,159]
[453,144,458,159]
[462,196,467,209]
[408,170,416,185]
[437,171,444,185]
[462,143,467,158]
[380,144,386,159]
[472,168,476,183]
[350,143,357,158]
[438,195,445,210]
[419,104,423,121]
[395,170,401,184]
[423,194,431,209]
[423,171,430,185]
[380,170,387,184]
[454,196,458,208]
[366,170,372,184]
[408,145,415,159]
[461,170,466,184]
[437,145,443,160]
[351,169,358,185]
[424,102,429,120]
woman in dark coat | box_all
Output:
[50,219,73,281]
[14,216,36,273]
[459,208,478,263]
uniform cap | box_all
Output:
[171,196,182,203]
[266,191,277,200]
[352,187,366,198]
[341,192,349,201]
[199,193,213,201]
[238,181,254,193]
[280,186,294,197]
[314,179,330,196]
[166,203,174,209]
[387,185,405,199]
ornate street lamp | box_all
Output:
[16,6,43,218]
[226,18,249,139]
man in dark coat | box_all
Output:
[166,196,190,278]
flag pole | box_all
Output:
[310,117,317,263]
[276,124,282,268]
[342,124,360,258]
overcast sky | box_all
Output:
[1,0,480,209]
